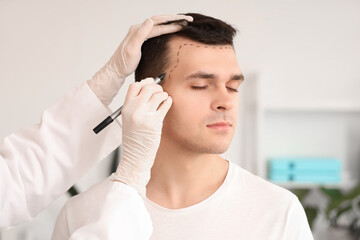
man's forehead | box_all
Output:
[167,36,234,54]
[165,37,240,80]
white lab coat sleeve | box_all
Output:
[0,82,122,230]
[51,175,152,240]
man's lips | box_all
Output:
[206,122,232,130]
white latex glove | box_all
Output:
[88,14,193,105]
[114,78,172,196]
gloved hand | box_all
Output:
[114,78,172,196]
[114,78,172,197]
[88,15,193,105]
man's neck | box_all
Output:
[146,139,229,209]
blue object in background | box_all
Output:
[268,157,341,184]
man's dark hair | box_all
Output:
[134,13,237,82]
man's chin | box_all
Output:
[205,144,231,154]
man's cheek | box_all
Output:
[186,103,203,118]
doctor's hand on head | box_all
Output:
[88,15,193,106]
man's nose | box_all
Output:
[210,87,235,111]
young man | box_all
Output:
[52,13,313,239]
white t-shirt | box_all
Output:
[52,161,313,239]
[143,161,313,239]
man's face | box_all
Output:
[161,37,244,154]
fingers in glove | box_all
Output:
[125,78,154,102]
[126,19,154,52]
[148,91,169,112]
[147,15,193,39]
[137,83,164,104]
[157,96,173,119]
[151,15,193,25]
[126,15,193,52]
[147,24,184,39]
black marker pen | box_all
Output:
[93,73,166,134]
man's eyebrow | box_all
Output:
[185,71,245,81]
[232,74,245,81]
[185,71,216,80]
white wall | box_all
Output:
[1,0,359,239]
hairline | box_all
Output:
[163,36,235,79]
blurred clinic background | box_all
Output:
[1,0,360,239]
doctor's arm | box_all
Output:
[0,14,192,230]
[0,82,122,230]
[52,78,172,240]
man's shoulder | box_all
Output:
[229,161,297,203]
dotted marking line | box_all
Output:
[167,43,233,79]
